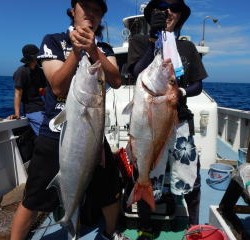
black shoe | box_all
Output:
[101,231,131,240]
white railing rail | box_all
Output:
[218,107,250,151]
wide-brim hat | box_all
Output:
[20,44,39,64]
[71,0,107,16]
[144,0,191,30]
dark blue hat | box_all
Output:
[144,0,191,30]
[71,0,107,15]
[20,44,39,63]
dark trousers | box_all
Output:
[137,187,201,231]
[184,160,201,226]
[184,187,201,225]
[137,187,201,230]
[137,160,201,229]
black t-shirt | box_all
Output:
[127,34,208,121]
[13,65,46,114]
[37,29,115,140]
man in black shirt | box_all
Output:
[8,44,46,136]
[10,1,130,240]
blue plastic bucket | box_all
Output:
[238,148,247,166]
[206,163,234,191]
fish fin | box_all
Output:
[46,174,60,190]
[49,109,67,132]
[122,101,134,115]
[127,182,155,210]
[60,206,80,239]
[53,109,67,126]
[47,174,66,223]
[46,174,65,209]
[62,220,76,239]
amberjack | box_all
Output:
[49,54,105,238]
[126,53,179,210]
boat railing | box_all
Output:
[0,118,28,197]
[217,107,250,152]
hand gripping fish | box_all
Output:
[49,54,105,238]
[126,50,179,210]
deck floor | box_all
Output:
[28,216,189,240]
[30,170,228,240]
[1,170,249,240]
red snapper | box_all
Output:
[127,53,179,210]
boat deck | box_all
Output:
[29,170,250,239]
[1,170,249,240]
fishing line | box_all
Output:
[31,215,54,232]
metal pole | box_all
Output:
[200,16,218,46]
[201,17,207,45]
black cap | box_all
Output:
[71,0,107,15]
[20,44,39,64]
[144,0,191,31]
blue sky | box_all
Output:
[0,0,249,83]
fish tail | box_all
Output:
[46,174,65,216]
[59,208,79,239]
[60,218,76,239]
[127,181,155,210]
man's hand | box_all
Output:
[70,26,98,58]
[7,114,20,120]
[149,10,167,39]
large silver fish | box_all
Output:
[49,55,105,237]
[126,53,179,210]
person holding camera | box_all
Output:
[127,0,208,239]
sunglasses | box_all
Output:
[157,2,183,13]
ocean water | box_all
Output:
[0,76,15,118]
[203,82,250,111]
[0,76,249,118]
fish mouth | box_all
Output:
[141,80,161,97]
